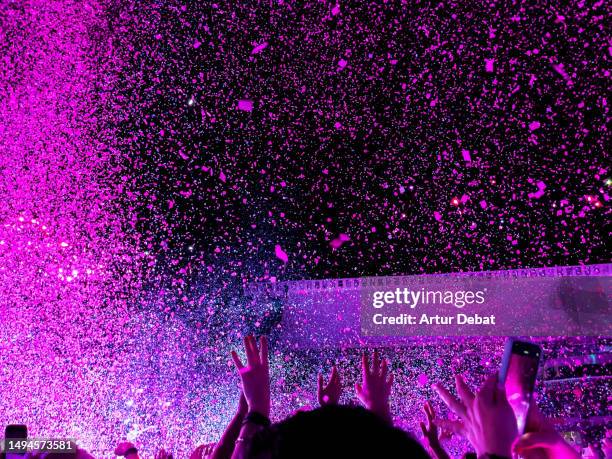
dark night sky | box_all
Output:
[105,0,609,287]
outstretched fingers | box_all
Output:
[361,352,370,379]
[380,358,388,379]
[233,335,269,371]
[231,350,244,370]
[424,401,435,422]
[355,382,364,401]
[476,373,498,405]
[373,349,380,374]
[385,372,394,393]
[330,365,339,384]
[455,374,475,406]
[259,336,268,368]
[237,335,268,368]
[433,383,466,418]
[243,335,257,366]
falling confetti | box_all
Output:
[0,0,609,456]
[275,245,289,263]
[237,99,254,112]
[330,233,351,249]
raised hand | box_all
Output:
[420,401,440,447]
[513,404,580,459]
[420,401,451,459]
[434,373,517,458]
[317,366,342,406]
[231,335,270,417]
[355,350,393,423]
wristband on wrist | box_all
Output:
[243,410,271,427]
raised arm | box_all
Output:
[354,350,394,424]
[434,373,518,458]
[230,335,270,459]
[210,392,248,459]
[317,366,342,406]
[513,404,580,459]
[420,401,451,459]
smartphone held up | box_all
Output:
[499,338,542,435]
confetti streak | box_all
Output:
[252,42,269,54]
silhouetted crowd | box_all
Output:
[4,336,611,459]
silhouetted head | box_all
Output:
[250,404,431,458]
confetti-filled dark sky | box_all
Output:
[0,0,610,456]
[109,0,609,286]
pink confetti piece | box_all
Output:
[528,121,541,131]
[329,233,350,249]
[338,58,347,69]
[251,42,268,54]
[484,58,495,73]
[237,99,253,111]
[462,149,472,162]
[528,180,547,199]
[552,62,571,83]
[433,211,442,221]
[275,244,289,263]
